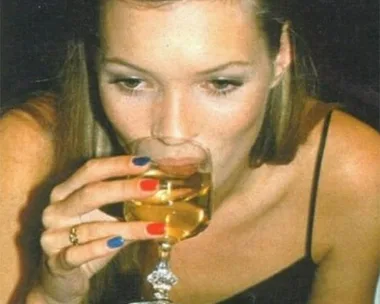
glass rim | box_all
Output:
[127,136,211,156]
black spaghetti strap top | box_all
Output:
[95,112,333,304]
[218,110,333,304]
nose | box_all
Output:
[150,88,198,139]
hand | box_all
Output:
[33,156,163,304]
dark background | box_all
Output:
[1,0,379,129]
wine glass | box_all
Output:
[124,136,213,304]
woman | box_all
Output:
[1,0,379,303]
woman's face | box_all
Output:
[98,0,276,191]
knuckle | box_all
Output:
[44,255,67,277]
[91,222,108,239]
[117,222,141,240]
[84,222,105,243]
[50,185,64,202]
[78,224,90,241]
[129,222,148,239]
[121,178,137,196]
[42,205,55,228]
[60,248,75,271]
[121,223,137,238]
[89,243,106,257]
[77,183,101,210]
[40,230,53,251]
[83,159,100,173]
[76,185,93,205]
[79,182,97,200]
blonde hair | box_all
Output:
[249,26,311,166]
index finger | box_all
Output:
[51,156,150,202]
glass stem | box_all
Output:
[146,242,178,302]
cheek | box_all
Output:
[203,82,271,187]
[203,66,272,146]
[98,87,153,142]
[209,101,266,173]
[207,84,270,145]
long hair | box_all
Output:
[54,0,318,301]
[56,0,317,173]
[249,0,318,166]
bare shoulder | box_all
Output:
[0,94,56,182]
[306,102,380,303]
[0,93,56,210]
[323,108,380,249]
[326,109,380,203]
[302,99,380,199]
[0,94,55,302]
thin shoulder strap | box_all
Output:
[306,110,333,257]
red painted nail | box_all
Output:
[140,179,159,191]
[146,223,165,235]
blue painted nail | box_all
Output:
[107,236,125,249]
[132,156,151,166]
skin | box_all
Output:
[97,0,286,205]
[0,0,379,303]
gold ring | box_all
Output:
[69,226,79,246]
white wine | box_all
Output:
[124,161,212,243]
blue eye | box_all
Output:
[119,78,143,89]
[203,78,244,96]
[111,77,143,89]
[109,76,148,96]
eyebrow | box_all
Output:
[102,57,152,74]
[196,61,253,75]
[102,57,253,76]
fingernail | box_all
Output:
[140,179,159,191]
[132,156,151,166]
[146,223,165,235]
[107,236,125,249]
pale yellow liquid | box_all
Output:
[124,164,212,243]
